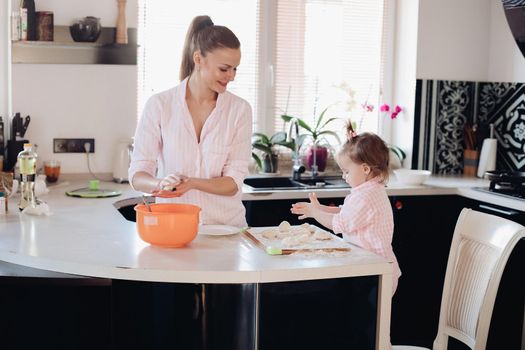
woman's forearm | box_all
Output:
[188,176,239,196]
[131,171,160,194]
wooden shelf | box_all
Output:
[12,26,137,65]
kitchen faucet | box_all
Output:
[288,118,305,180]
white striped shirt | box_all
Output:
[129,78,252,227]
[332,177,401,294]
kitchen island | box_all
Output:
[0,180,393,350]
[0,174,523,349]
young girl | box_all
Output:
[290,122,401,294]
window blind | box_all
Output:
[272,0,386,138]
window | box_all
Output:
[138,0,389,138]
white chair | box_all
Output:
[393,208,525,350]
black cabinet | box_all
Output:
[389,195,468,348]
[0,277,111,349]
[390,195,525,350]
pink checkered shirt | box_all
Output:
[129,78,252,227]
[332,177,401,294]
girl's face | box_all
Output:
[194,47,241,94]
[336,154,371,188]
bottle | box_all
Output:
[11,11,21,41]
[116,0,128,44]
[18,143,37,211]
[20,0,36,41]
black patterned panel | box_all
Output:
[414,79,525,174]
[479,83,525,170]
[434,81,474,174]
[477,82,519,124]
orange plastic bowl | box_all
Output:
[134,203,201,247]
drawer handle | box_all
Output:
[478,204,518,216]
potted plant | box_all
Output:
[251,131,294,173]
[281,107,341,172]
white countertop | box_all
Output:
[1,174,523,283]
[0,180,391,283]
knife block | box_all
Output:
[6,140,28,171]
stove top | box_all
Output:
[475,181,525,200]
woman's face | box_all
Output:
[336,154,370,188]
[195,47,241,94]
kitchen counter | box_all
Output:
[0,180,392,284]
[1,174,522,282]
[1,174,523,282]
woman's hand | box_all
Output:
[290,192,322,220]
[153,173,187,198]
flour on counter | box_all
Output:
[290,250,351,258]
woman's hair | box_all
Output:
[338,121,390,183]
[179,15,241,81]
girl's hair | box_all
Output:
[338,121,390,183]
[179,15,241,81]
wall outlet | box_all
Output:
[54,138,95,153]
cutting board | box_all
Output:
[244,225,352,255]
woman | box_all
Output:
[129,15,252,227]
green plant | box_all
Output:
[251,131,294,170]
[281,107,341,149]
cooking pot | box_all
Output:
[113,138,132,183]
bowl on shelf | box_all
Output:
[69,16,101,42]
[134,203,201,247]
[393,169,431,185]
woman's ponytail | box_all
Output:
[179,15,214,81]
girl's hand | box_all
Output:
[290,193,321,220]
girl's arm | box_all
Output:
[290,192,336,230]
[319,205,341,214]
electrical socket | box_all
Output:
[54,138,95,153]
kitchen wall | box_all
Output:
[416,0,525,82]
[391,0,525,170]
[10,0,138,175]
[6,0,525,175]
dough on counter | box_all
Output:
[261,228,278,239]
[162,184,177,191]
[290,226,309,236]
[278,220,291,232]
[300,223,316,234]
[298,233,313,244]
[277,230,292,239]
[313,230,332,240]
[281,235,301,247]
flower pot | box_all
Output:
[306,146,328,172]
[262,153,279,173]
